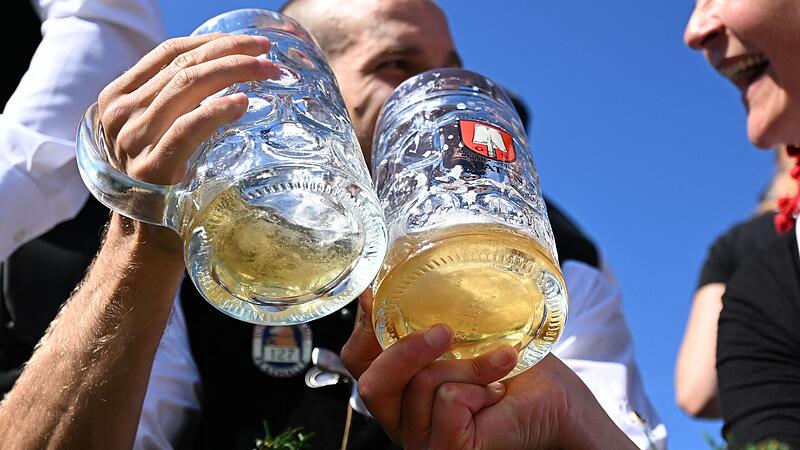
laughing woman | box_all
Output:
[685,0,800,448]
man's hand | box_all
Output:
[98,33,278,185]
[341,296,638,450]
[94,33,279,253]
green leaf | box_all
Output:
[253,422,315,450]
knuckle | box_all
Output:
[356,376,375,404]
[197,101,224,121]
[170,115,192,140]
[340,345,356,372]
[97,87,114,112]
[408,369,436,394]
[171,51,197,70]
[115,125,139,150]
[470,358,484,379]
[157,38,182,58]
[100,101,131,138]
[173,68,197,90]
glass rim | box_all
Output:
[191,8,316,45]
[379,68,515,119]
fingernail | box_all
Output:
[226,92,248,106]
[488,382,505,394]
[438,384,458,402]
[424,324,452,348]
[489,347,516,368]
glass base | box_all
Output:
[185,165,386,325]
[373,224,568,377]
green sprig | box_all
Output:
[253,421,315,450]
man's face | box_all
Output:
[326,0,461,163]
[684,0,800,148]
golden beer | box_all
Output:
[373,223,568,376]
[184,186,361,306]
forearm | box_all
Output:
[556,262,666,446]
[675,283,725,417]
[545,352,638,450]
[0,214,185,449]
[559,384,639,450]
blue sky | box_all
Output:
[159,1,775,448]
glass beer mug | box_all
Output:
[371,69,568,377]
[76,9,387,325]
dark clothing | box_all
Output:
[547,199,599,269]
[717,228,800,449]
[181,281,397,450]
[0,199,109,394]
[1,2,41,110]
[699,212,779,288]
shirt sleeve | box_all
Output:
[698,227,737,288]
[135,291,202,450]
[698,213,779,289]
[553,261,667,450]
[717,230,800,449]
[0,0,165,261]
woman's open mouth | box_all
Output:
[717,54,770,91]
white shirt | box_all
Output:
[137,260,668,449]
[0,0,165,261]
[556,261,667,449]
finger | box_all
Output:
[101,34,227,100]
[131,93,248,184]
[428,382,507,450]
[341,291,382,379]
[133,34,272,105]
[98,34,238,140]
[356,324,454,439]
[401,346,517,445]
[133,54,279,148]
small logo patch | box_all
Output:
[459,120,516,162]
[252,324,313,378]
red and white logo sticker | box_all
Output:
[459,120,516,162]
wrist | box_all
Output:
[107,213,185,266]
[94,213,187,294]
[76,213,186,317]
[555,362,638,450]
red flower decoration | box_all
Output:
[774,145,800,234]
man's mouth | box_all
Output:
[717,54,770,91]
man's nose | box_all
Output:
[684,3,725,50]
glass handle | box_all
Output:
[76,103,177,228]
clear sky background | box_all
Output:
[159,1,775,448]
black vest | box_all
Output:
[1,1,42,111]
[180,199,598,450]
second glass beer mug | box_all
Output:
[76,9,386,325]
[372,69,568,377]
